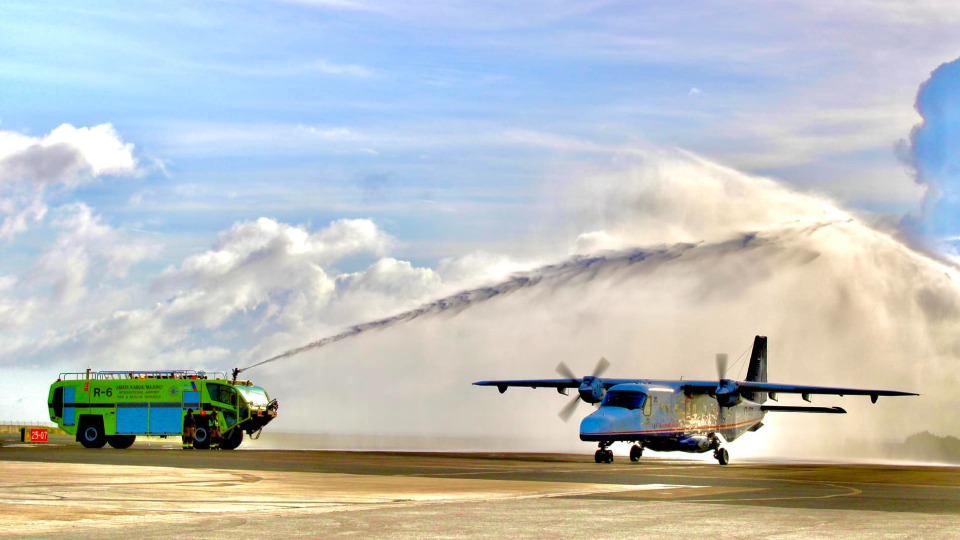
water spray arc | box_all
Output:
[235,232,768,376]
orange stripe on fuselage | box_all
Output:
[584,416,763,437]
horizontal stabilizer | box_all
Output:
[761,405,847,414]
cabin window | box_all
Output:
[601,391,647,411]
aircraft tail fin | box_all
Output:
[743,335,767,403]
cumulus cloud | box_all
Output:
[33,204,153,304]
[0,123,138,186]
[901,56,960,255]
[0,275,37,332]
[0,123,139,240]
[157,217,392,291]
[153,217,390,331]
[0,194,47,240]
[326,258,443,323]
[2,215,424,376]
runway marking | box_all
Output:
[645,470,864,503]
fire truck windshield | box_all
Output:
[236,386,271,408]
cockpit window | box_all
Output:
[602,391,647,410]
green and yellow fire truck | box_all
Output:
[48,369,278,450]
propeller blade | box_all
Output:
[716,353,728,380]
[556,361,577,380]
[558,395,582,421]
[592,357,611,378]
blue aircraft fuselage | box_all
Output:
[579,383,764,453]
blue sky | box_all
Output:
[2,1,960,419]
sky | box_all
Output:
[2,0,960,445]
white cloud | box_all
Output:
[33,204,154,304]
[313,59,375,78]
[153,217,394,330]
[162,122,367,158]
[0,123,140,240]
[338,258,441,298]
[0,194,46,240]
[0,123,138,186]
[0,275,37,332]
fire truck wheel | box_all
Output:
[78,418,107,449]
[193,426,211,450]
[107,435,136,449]
[219,429,243,450]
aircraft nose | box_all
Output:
[580,414,610,433]
[579,409,628,441]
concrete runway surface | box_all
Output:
[1,439,959,539]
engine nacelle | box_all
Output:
[677,435,712,452]
[578,377,605,404]
[715,379,742,408]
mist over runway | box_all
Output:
[248,157,960,460]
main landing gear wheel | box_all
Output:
[594,449,614,463]
[713,447,729,465]
[629,445,643,462]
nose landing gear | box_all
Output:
[594,442,614,463]
[629,444,643,462]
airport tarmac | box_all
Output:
[1,440,959,539]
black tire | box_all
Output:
[605,450,614,464]
[219,429,243,450]
[107,435,136,449]
[716,448,729,465]
[78,419,107,449]
[193,426,210,450]
[594,450,604,463]
[629,445,643,462]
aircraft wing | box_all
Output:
[473,378,642,393]
[737,382,918,402]
[680,380,917,402]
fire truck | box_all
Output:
[47,369,278,450]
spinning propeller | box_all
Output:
[556,357,611,421]
[716,353,728,380]
[714,352,741,407]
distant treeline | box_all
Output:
[903,431,960,463]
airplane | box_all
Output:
[474,336,918,465]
